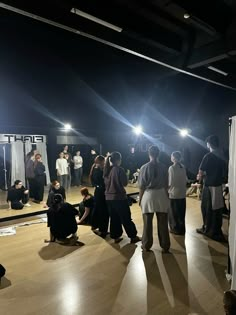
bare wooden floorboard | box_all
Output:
[0,197,229,315]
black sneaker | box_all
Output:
[130,236,141,243]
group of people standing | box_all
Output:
[55,145,83,190]
[46,134,227,249]
[8,135,227,251]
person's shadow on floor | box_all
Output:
[38,241,84,260]
[0,277,11,289]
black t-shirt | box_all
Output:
[47,202,78,239]
[91,167,105,190]
[199,151,226,187]
[7,186,26,202]
[83,196,94,209]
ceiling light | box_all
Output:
[64,123,72,131]
[208,66,228,76]
[71,8,122,33]
[184,13,190,19]
[133,125,143,135]
[180,129,189,137]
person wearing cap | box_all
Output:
[196,135,227,241]
[46,194,78,244]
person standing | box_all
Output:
[168,151,187,235]
[64,153,71,189]
[90,155,109,238]
[7,180,31,209]
[33,154,46,203]
[56,152,68,189]
[63,145,72,163]
[104,151,140,243]
[25,149,38,199]
[73,151,83,186]
[138,145,170,252]
[196,135,227,241]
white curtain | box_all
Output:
[24,142,32,157]
[229,116,236,289]
[36,142,50,185]
[11,142,25,186]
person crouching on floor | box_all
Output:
[76,187,94,226]
[46,194,78,245]
[7,180,31,210]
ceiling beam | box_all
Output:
[187,40,236,69]
[0,2,235,91]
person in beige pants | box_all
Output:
[138,145,170,252]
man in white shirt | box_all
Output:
[73,151,83,186]
[56,152,68,189]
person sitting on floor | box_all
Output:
[76,187,94,226]
[186,174,203,199]
[131,169,140,184]
[46,194,78,245]
[7,180,31,210]
[46,180,66,208]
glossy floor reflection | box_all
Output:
[0,198,229,315]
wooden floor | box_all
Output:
[0,197,229,315]
[0,185,139,221]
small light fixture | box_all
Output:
[133,125,143,135]
[64,123,72,131]
[184,13,190,19]
[180,129,189,137]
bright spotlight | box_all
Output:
[133,125,143,135]
[64,123,72,130]
[180,129,189,137]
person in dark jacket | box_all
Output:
[90,155,109,238]
[7,180,30,210]
[25,149,38,199]
[33,154,46,203]
[46,180,66,208]
[46,194,78,244]
[104,151,140,243]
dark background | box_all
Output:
[0,10,235,180]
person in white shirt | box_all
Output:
[168,151,187,235]
[73,151,83,186]
[56,152,68,189]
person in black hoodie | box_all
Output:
[33,154,46,203]
[46,180,66,207]
[7,180,30,209]
[46,194,78,244]
[90,155,109,238]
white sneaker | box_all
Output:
[24,203,31,207]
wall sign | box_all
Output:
[0,134,46,143]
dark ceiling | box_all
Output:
[0,0,236,90]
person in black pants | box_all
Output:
[7,180,30,209]
[90,155,109,238]
[46,194,78,244]
[33,154,46,204]
[76,187,94,225]
[168,151,187,235]
[104,151,140,244]
[25,149,38,199]
[46,180,66,207]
